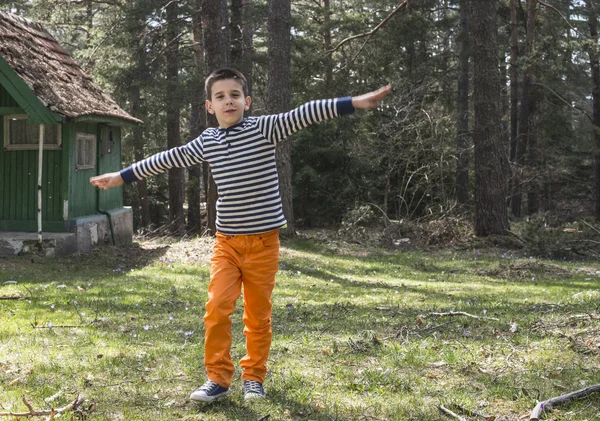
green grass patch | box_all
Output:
[1,236,599,420]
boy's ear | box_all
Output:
[244,96,252,111]
[206,99,215,115]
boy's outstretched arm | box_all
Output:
[90,172,124,190]
[351,85,392,110]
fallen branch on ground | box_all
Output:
[0,295,22,300]
[439,405,467,421]
[530,383,600,420]
[425,311,499,321]
[31,324,85,329]
[0,394,84,419]
[455,404,495,420]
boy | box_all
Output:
[90,68,391,402]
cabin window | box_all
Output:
[3,115,61,150]
[76,133,96,170]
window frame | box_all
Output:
[3,114,62,151]
[75,132,97,171]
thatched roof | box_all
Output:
[0,12,141,125]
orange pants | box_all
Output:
[204,229,280,387]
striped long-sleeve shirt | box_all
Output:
[120,97,355,234]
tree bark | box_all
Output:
[455,0,470,204]
[130,84,151,229]
[201,0,231,235]
[166,1,184,234]
[323,0,333,94]
[512,0,538,217]
[127,0,151,229]
[268,0,295,236]
[470,0,510,236]
[509,0,519,163]
[232,0,254,108]
[187,9,206,233]
[586,0,600,221]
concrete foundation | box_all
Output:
[0,207,133,258]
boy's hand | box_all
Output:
[90,172,124,190]
[351,85,392,110]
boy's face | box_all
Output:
[206,79,251,128]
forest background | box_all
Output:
[2,0,600,255]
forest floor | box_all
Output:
[1,231,599,420]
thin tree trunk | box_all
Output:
[131,84,151,229]
[242,0,253,100]
[232,0,253,109]
[470,0,510,236]
[508,0,519,210]
[268,0,295,236]
[510,0,519,161]
[202,0,231,235]
[525,0,539,215]
[166,1,184,233]
[187,10,206,233]
[586,0,600,221]
[455,0,470,204]
[512,0,538,217]
[126,0,151,229]
[323,0,333,94]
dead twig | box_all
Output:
[32,324,85,329]
[455,404,495,420]
[0,394,84,418]
[530,383,600,420]
[326,0,408,54]
[582,220,600,235]
[0,295,22,300]
[439,404,467,421]
[426,311,499,321]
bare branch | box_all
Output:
[424,311,500,321]
[0,394,84,418]
[326,0,409,54]
[532,82,594,123]
[439,405,467,421]
[538,0,582,35]
[530,383,600,420]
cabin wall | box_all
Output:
[98,125,123,211]
[0,85,65,231]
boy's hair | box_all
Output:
[205,68,248,99]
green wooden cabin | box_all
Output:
[0,12,141,254]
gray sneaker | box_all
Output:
[190,380,231,402]
[243,380,265,400]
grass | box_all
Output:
[1,234,600,420]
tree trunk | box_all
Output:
[187,10,206,233]
[512,0,538,217]
[166,1,184,234]
[268,0,295,236]
[455,0,470,204]
[201,0,231,235]
[232,0,254,108]
[509,0,519,162]
[130,84,151,229]
[586,0,600,221]
[323,0,333,94]
[508,0,519,210]
[470,0,510,236]
[525,0,539,215]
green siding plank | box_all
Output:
[0,220,66,232]
[21,151,28,220]
[1,152,7,219]
[29,152,36,220]
[9,150,16,220]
